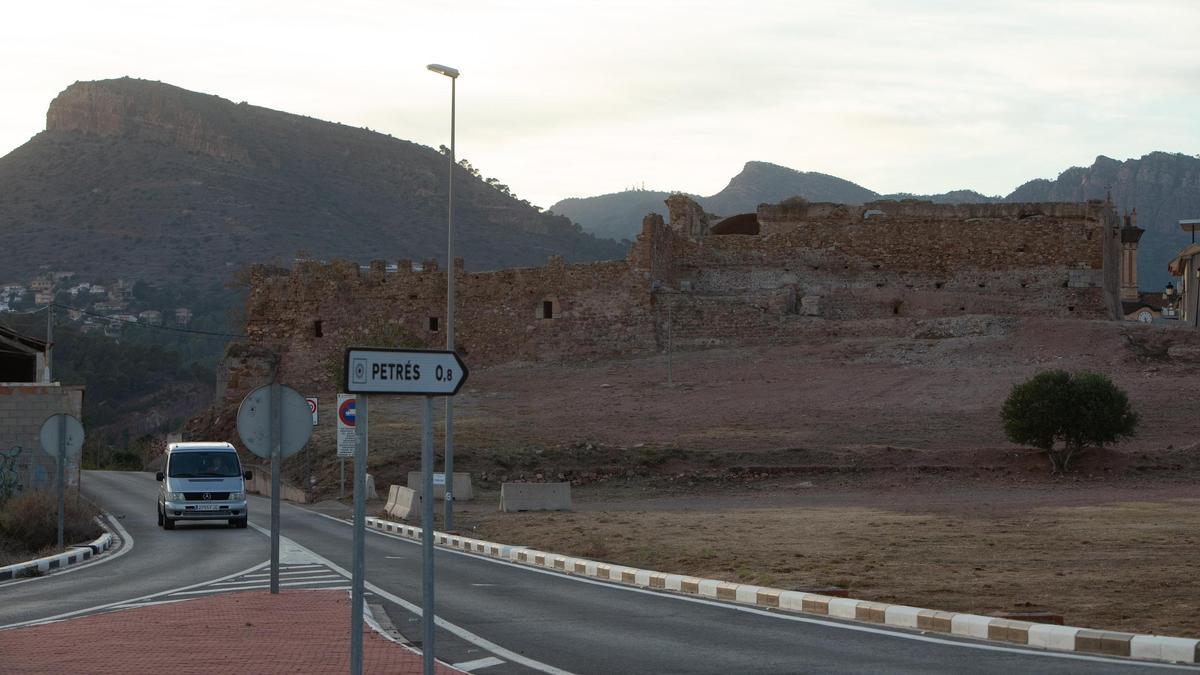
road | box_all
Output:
[2,470,1194,674]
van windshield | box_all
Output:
[169,452,241,478]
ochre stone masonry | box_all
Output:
[231,198,1121,398]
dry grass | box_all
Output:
[463,499,1200,638]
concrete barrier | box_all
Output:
[406,472,473,501]
[386,485,419,520]
[361,514,1200,666]
[499,482,571,512]
[245,464,308,503]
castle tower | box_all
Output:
[1120,209,1145,301]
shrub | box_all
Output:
[1001,370,1139,474]
[0,490,102,555]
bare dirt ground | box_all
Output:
[296,315,1200,637]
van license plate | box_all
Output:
[196,504,220,511]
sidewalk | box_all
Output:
[0,589,459,674]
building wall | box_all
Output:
[0,384,85,499]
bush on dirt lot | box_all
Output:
[1001,369,1139,474]
[0,490,102,556]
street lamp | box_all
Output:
[427,63,458,530]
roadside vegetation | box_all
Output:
[0,490,102,567]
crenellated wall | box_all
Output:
[227,197,1122,396]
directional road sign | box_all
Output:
[343,348,468,396]
[237,384,314,459]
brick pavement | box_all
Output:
[0,589,460,674]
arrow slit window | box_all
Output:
[536,297,559,320]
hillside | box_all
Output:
[0,78,625,283]
[1008,152,1200,290]
[551,154,1200,289]
[550,161,992,241]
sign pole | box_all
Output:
[56,414,66,549]
[270,381,282,594]
[340,459,345,499]
[350,394,369,675]
[422,395,436,675]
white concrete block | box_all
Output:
[634,570,652,586]
[1131,636,1200,663]
[951,614,993,639]
[664,574,685,591]
[735,586,761,603]
[584,562,599,576]
[828,598,858,619]
[778,591,808,612]
[697,579,721,597]
[883,605,922,629]
[1027,624,1079,651]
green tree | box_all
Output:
[1000,370,1139,474]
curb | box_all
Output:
[0,520,114,582]
[364,516,1199,665]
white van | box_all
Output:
[156,442,251,529]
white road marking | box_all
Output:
[453,656,505,671]
[0,512,134,590]
[170,583,352,596]
[0,559,268,630]
[246,521,573,675]
[240,570,339,579]
[212,573,341,586]
[338,513,1199,672]
[107,598,192,610]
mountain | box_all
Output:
[549,161,992,240]
[0,78,625,284]
[1006,152,1200,289]
[551,154,1200,290]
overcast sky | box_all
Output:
[2,0,1198,208]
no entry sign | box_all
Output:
[337,394,356,458]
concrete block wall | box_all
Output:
[0,384,85,499]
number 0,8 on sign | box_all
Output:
[343,348,469,396]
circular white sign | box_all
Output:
[39,414,84,458]
[236,384,315,460]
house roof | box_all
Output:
[1167,244,1200,276]
[0,324,46,354]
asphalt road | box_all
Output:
[2,471,1194,674]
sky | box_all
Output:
[2,0,1198,209]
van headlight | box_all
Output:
[166,491,185,501]
[228,491,245,501]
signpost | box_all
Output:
[343,348,468,675]
[237,383,313,594]
[337,394,356,498]
[39,413,84,549]
[306,396,319,426]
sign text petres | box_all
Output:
[344,349,468,396]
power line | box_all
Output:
[50,303,249,339]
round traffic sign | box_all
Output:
[39,414,84,458]
[338,398,356,426]
[237,384,314,460]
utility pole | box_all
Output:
[45,303,54,382]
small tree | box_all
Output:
[1001,370,1139,474]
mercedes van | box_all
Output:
[157,442,251,529]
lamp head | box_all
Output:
[427,63,460,79]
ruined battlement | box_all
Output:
[228,196,1122,405]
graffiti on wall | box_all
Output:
[0,446,22,500]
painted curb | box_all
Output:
[0,520,114,581]
[364,516,1199,665]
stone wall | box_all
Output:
[0,384,85,499]
[227,198,1122,395]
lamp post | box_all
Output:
[1163,282,1176,319]
[427,63,459,530]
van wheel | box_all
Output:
[230,517,248,529]
[157,507,164,527]
[164,515,176,530]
